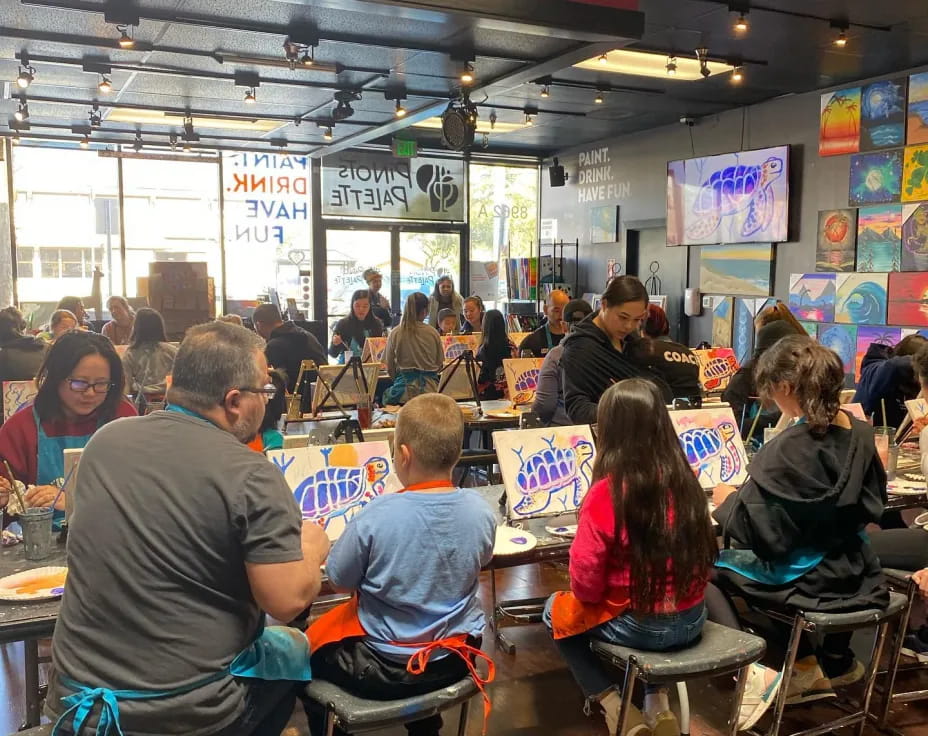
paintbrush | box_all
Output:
[2,460,26,513]
[48,464,77,512]
[882,398,889,429]
[744,408,764,450]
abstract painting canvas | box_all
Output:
[788,273,836,322]
[835,273,888,325]
[503,358,544,406]
[441,334,480,361]
[693,348,740,392]
[860,78,907,151]
[798,321,817,336]
[908,72,928,145]
[856,326,902,381]
[268,441,401,540]
[902,203,928,271]
[669,407,749,489]
[732,299,755,365]
[817,324,858,378]
[849,150,903,206]
[493,425,596,521]
[902,145,928,202]
[2,381,37,423]
[698,244,772,296]
[361,337,387,367]
[888,272,928,326]
[856,205,902,272]
[591,205,619,243]
[712,297,734,348]
[816,209,858,272]
[820,88,861,157]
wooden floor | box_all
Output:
[4,560,928,735]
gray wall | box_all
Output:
[540,85,862,345]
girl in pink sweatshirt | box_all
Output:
[544,379,716,736]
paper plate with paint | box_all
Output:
[544,524,578,538]
[0,566,67,602]
[493,526,538,556]
[887,479,927,496]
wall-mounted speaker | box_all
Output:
[549,157,568,187]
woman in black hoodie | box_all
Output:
[561,276,671,424]
[710,336,887,723]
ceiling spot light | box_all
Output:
[98,75,113,93]
[14,99,29,123]
[834,27,848,47]
[598,53,609,65]
[301,48,315,66]
[731,65,744,83]
[695,47,711,79]
[395,100,407,118]
[133,132,143,152]
[666,56,677,76]
[524,110,535,126]
[244,88,256,104]
[540,84,550,98]
[323,126,333,141]
[116,25,135,49]
[16,61,34,89]
[594,89,605,104]
[89,103,101,127]
[460,63,475,85]
[80,134,90,149]
[733,12,749,33]
[169,133,177,151]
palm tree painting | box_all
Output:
[820,88,861,157]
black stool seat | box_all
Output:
[304,676,477,732]
[458,449,497,463]
[591,620,766,681]
[801,592,908,631]
[12,727,52,736]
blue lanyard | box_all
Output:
[165,404,219,428]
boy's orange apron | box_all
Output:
[307,481,496,733]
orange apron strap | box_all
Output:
[549,590,630,640]
[306,597,367,652]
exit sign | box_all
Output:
[392,138,418,158]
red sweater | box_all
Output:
[570,477,706,614]
[0,400,137,484]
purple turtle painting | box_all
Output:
[670,407,750,490]
[503,357,544,406]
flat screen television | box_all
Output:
[666,144,790,246]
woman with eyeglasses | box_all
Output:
[0,331,136,527]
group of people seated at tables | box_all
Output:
[0,273,928,735]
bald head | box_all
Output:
[545,289,571,333]
[394,393,464,480]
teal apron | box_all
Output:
[52,405,312,735]
[383,369,439,405]
[341,329,370,364]
[35,407,95,531]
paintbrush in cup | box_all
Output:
[2,460,26,513]
[48,464,77,512]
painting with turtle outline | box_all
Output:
[492,425,596,521]
[268,441,401,541]
[2,381,37,423]
[441,335,480,361]
[669,145,789,246]
[693,348,739,392]
[503,358,544,406]
[670,407,749,490]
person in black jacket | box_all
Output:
[518,289,570,358]
[0,306,46,401]
[853,334,928,429]
[643,303,701,406]
[363,268,393,327]
[329,290,385,363]
[476,310,515,400]
[561,276,671,424]
[252,303,327,393]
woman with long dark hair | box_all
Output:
[383,293,443,405]
[476,309,515,400]
[0,331,136,526]
[561,275,671,423]
[329,289,385,363]
[426,275,464,328]
[544,379,716,736]
[122,308,177,400]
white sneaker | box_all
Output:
[738,663,782,731]
[600,690,651,736]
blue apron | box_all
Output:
[35,407,94,531]
[52,405,312,735]
[341,329,370,364]
[383,369,439,405]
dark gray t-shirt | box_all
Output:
[48,411,303,735]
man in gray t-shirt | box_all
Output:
[48,321,329,736]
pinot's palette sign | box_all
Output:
[321,151,465,221]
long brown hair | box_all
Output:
[755,335,843,436]
[592,379,716,611]
[399,292,429,333]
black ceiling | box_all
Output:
[3,0,928,158]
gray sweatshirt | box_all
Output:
[123,342,178,394]
[385,322,443,376]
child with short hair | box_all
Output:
[545,378,717,736]
[437,308,459,336]
[306,392,496,736]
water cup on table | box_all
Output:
[20,507,54,561]
[356,396,372,430]
[873,427,896,473]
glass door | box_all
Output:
[398,231,461,314]
[325,228,392,331]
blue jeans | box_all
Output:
[543,595,707,699]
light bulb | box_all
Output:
[395,100,406,118]
[598,53,609,65]
[244,88,256,104]
[734,13,749,33]
[99,76,113,93]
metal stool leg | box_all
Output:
[858,620,892,736]
[23,639,40,729]
[763,614,806,736]
[878,580,916,727]
[324,706,337,736]
[729,665,751,736]
[617,658,640,736]
[676,681,690,735]
[457,699,470,736]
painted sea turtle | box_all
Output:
[678,421,742,484]
[686,156,784,241]
[510,368,541,405]
[701,355,739,391]
[510,437,594,515]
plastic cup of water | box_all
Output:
[20,507,54,561]
[874,427,896,470]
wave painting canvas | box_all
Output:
[698,244,772,297]
[860,78,907,151]
[835,273,888,325]
[788,273,836,322]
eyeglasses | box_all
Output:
[237,384,278,400]
[67,379,115,394]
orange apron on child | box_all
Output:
[548,590,630,640]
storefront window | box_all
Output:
[325,229,391,325]
[398,232,460,307]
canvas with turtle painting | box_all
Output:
[503,358,544,406]
[669,407,750,490]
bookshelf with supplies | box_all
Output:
[502,239,579,319]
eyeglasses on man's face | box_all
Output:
[66,379,115,394]
[236,384,278,401]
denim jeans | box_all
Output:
[543,596,707,699]
[211,679,299,736]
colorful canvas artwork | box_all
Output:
[2,381,37,423]
[798,321,817,336]
[860,78,907,151]
[669,407,750,489]
[493,425,597,520]
[732,299,755,365]
[712,297,733,348]
[906,398,928,425]
[908,72,928,145]
[902,145,928,202]
[848,150,903,206]
[816,209,858,272]
[902,203,928,271]
[441,334,480,361]
[503,358,544,406]
[835,273,888,325]
[856,205,902,272]
[888,272,928,326]
[788,274,836,322]
[820,88,861,157]
[268,441,401,540]
[817,324,858,377]
[361,337,388,367]
[507,332,531,349]
[590,205,619,243]
[698,244,772,297]
[693,348,739,392]
[856,326,902,381]
[666,146,789,246]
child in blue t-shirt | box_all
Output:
[306,393,496,736]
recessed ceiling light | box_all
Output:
[576,49,730,80]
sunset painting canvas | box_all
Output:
[788,273,836,322]
[816,209,857,272]
[888,272,928,326]
[820,88,861,157]
[856,205,902,272]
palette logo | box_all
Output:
[415,164,459,213]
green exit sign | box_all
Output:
[392,138,418,158]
